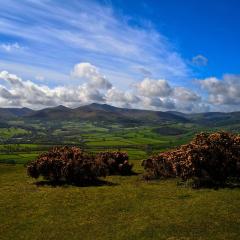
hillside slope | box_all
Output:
[0,103,240,126]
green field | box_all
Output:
[1,120,240,239]
[0,121,207,164]
[0,127,30,141]
[1,164,240,240]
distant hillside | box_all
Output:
[26,103,189,124]
[188,112,240,126]
[0,107,34,119]
[0,103,240,126]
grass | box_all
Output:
[1,164,240,240]
[0,153,38,164]
[0,127,30,140]
[1,121,240,239]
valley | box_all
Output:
[0,103,239,165]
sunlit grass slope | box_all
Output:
[1,164,240,240]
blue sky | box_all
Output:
[0,0,240,112]
[117,0,240,76]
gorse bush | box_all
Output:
[142,132,240,188]
[27,147,133,184]
[27,146,107,183]
[96,151,133,175]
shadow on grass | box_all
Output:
[116,171,139,176]
[193,184,240,190]
[178,179,240,190]
[34,179,119,188]
[212,182,240,190]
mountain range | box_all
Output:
[0,103,239,126]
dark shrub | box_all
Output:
[96,151,133,175]
[142,132,240,188]
[27,146,108,184]
[142,153,177,180]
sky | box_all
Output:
[0,0,240,112]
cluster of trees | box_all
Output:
[142,132,240,188]
[27,147,133,184]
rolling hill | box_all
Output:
[0,103,240,126]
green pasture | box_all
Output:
[0,120,240,239]
[1,164,240,240]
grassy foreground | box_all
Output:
[1,163,240,240]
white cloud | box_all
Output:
[135,77,200,101]
[132,77,202,111]
[198,74,240,106]
[0,70,105,109]
[106,88,140,104]
[173,87,201,102]
[135,78,172,97]
[141,96,174,109]
[3,63,240,113]
[0,67,202,112]
[71,62,112,89]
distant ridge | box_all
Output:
[0,103,240,126]
[0,103,188,124]
[0,107,34,119]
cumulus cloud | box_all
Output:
[0,70,105,108]
[0,69,203,112]
[0,71,58,107]
[141,96,175,109]
[173,87,201,102]
[106,88,140,104]
[192,54,208,66]
[135,78,172,97]
[198,74,240,106]
[131,77,204,111]
[0,86,13,99]
[4,61,238,113]
[71,62,112,90]
[134,77,200,102]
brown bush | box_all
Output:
[96,151,133,175]
[27,148,133,184]
[27,146,108,184]
[142,132,240,187]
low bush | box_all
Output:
[27,147,133,184]
[142,132,240,188]
[27,146,107,184]
[96,151,133,175]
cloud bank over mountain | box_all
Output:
[0,63,237,112]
